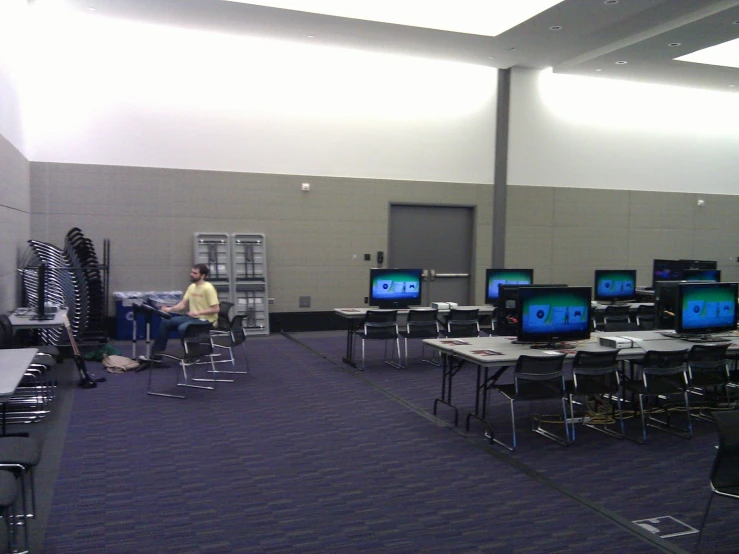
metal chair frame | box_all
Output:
[491,354,570,451]
[568,350,625,441]
[354,310,401,371]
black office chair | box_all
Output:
[567,350,625,441]
[695,410,739,552]
[0,470,21,554]
[398,309,439,367]
[635,305,655,330]
[491,353,569,451]
[0,435,42,551]
[604,304,631,319]
[210,314,249,375]
[444,308,480,339]
[624,349,691,443]
[354,310,401,371]
[686,343,730,421]
[147,324,218,399]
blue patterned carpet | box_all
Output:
[33,331,737,552]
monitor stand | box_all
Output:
[512,340,572,350]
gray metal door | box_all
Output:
[388,204,474,305]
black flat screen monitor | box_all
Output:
[652,259,682,289]
[682,269,721,282]
[369,268,423,309]
[516,286,592,347]
[594,270,636,302]
[496,283,565,336]
[675,282,738,337]
[485,268,533,304]
[680,259,717,271]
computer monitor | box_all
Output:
[368,268,423,309]
[484,268,533,304]
[675,281,738,337]
[516,286,592,348]
[652,259,682,289]
[680,259,718,271]
[496,283,565,336]
[682,269,721,282]
[593,269,636,302]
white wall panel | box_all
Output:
[509,68,739,194]
[21,10,497,184]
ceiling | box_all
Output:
[44,0,739,92]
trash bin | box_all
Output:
[146,291,184,339]
[113,292,147,340]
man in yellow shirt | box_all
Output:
[149,263,220,359]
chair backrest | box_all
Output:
[362,310,398,339]
[571,350,620,392]
[406,309,438,323]
[217,301,235,329]
[604,305,631,318]
[603,318,638,332]
[182,324,214,359]
[636,314,655,330]
[515,354,567,382]
[636,304,654,316]
[364,310,398,324]
[641,349,689,376]
[687,343,729,383]
[448,308,479,322]
[405,309,439,337]
[229,314,246,346]
[710,411,739,489]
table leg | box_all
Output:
[342,319,360,367]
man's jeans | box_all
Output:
[152,315,212,354]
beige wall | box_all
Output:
[506,185,739,287]
[30,162,495,313]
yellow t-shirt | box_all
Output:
[184,281,219,324]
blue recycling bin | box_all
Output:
[113,292,147,340]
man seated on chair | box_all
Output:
[149,263,220,360]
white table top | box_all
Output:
[334,305,494,318]
[0,348,38,399]
[8,308,68,329]
[424,330,739,367]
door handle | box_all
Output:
[434,273,469,278]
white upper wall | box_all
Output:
[509,68,739,194]
[19,7,497,184]
[0,0,27,153]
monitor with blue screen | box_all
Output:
[675,282,738,337]
[594,269,636,302]
[516,286,592,348]
[652,259,682,289]
[485,268,533,304]
[681,269,721,282]
[369,268,423,309]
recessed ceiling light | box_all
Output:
[595,68,602,72]
[733,20,739,25]
[668,42,681,47]
[506,47,516,51]
[604,0,619,4]
[730,84,736,88]
[488,56,496,60]
[88,6,96,10]
[307,35,314,38]
[549,25,562,31]
[615,60,628,64]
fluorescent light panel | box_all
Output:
[224,0,564,37]
[676,37,739,70]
